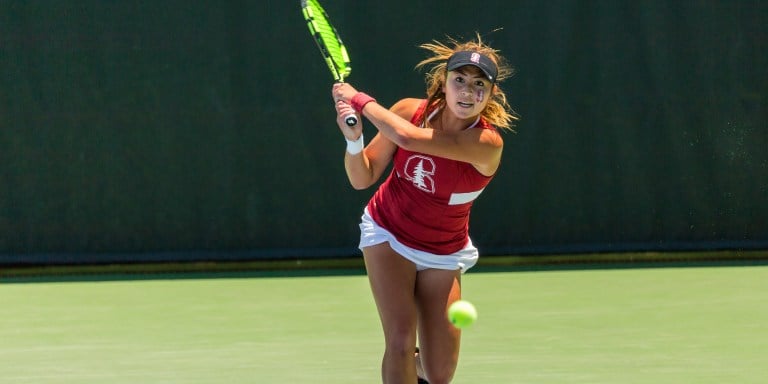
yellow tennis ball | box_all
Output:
[447,300,477,328]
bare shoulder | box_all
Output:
[389,98,424,120]
[479,127,504,148]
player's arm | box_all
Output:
[336,101,398,190]
[360,100,503,176]
[344,132,396,190]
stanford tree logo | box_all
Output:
[404,155,436,193]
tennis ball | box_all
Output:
[447,300,477,329]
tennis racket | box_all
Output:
[300,0,358,126]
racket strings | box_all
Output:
[302,0,351,80]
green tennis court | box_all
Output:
[2,264,766,383]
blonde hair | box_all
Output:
[416,33,518,131]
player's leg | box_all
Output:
[363,242,419,383]
[415,347,429,384]
[415,268,462,384]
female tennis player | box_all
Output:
[332,35,516,384]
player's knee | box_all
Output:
[384,338,416,359]
[383,328,416,358]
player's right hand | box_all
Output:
[334,100,361,140]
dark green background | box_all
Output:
[1,1,766,263]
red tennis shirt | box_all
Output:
[367,101,497,255]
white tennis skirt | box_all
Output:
[358,208,479,272]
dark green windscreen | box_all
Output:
[1,1,765,263]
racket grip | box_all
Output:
[343,114,358,126]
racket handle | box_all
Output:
[343,114,358,126]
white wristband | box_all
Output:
[345,133,364,155]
